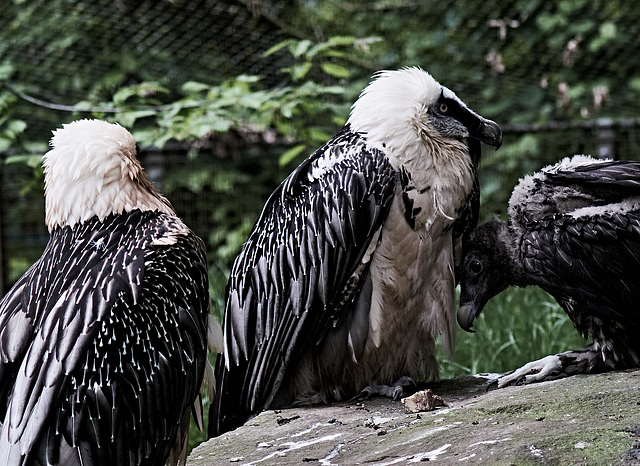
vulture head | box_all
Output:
[347,67,502,170]
[457,219,517,332]
[43,119,173,231]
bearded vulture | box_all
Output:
[0,119,211,465]
[210,67,502,436]
[458,154,640,386]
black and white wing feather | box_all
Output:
[547,159,640,193]
[211,126,396,436]
[0,209,209,465]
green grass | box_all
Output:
[438,286,588,379]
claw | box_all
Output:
[486,377,500,391]
[352,376,418,402]
[349,386,373,402]
[391,386,403,401]
[394,376,417,394]
[497,354,564,388]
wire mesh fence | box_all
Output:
[2,0,640,294]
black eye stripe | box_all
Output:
[437,97,463,118]
[434,95,479,130]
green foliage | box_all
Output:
[0,118,26,152]
[80,69,350,164]
[264,35,381,82]
[0,65,27,152]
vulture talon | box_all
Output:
[350,387,374,402]
[391,386,404,401]
[352,376,418,402]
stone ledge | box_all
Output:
[189,369,640,465]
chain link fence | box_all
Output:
[2,0,640,294]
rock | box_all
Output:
[188,369,640,465]
[401,388,450,413]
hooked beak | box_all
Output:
[457,303,482,333]
[470,118,502,149]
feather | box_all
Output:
[0,308,32,361]
[346,273,373,363]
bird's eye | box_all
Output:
[439,102,449,113]
[469,259,483,275]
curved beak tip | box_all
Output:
[457,303,479,333]
[483,120,503,150]
[494,135,503,151]
[468,118,502,150]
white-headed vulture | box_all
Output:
[458,154,640,386]
[210,67,502,436]
[0,119,211,465]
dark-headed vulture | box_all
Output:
[458,154,640,386]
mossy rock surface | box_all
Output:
[189,369,640,465]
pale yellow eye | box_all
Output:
[439,103,449,113]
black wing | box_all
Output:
[0,210,209,465]
[546,159,640,197]
[453,137,481,281]
[211,127,396,436]
[519,160,640,326]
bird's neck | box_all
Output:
[45,174,173,232]
[501,224,531,288]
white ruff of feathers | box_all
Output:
[43,119,174,231]
[347,67,443,170]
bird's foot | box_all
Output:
[351,376,417,401]
[497,354,565,387]
[498,346,605,388]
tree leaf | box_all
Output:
[291,39,312,58]
[321,63,350,78]
[182,81,211,94]
[262,39,294,57]
[279,144,307,167]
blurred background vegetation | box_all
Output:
[2,0,640,447]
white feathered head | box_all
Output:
[347,67,502,169]
[43,119,173,231]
